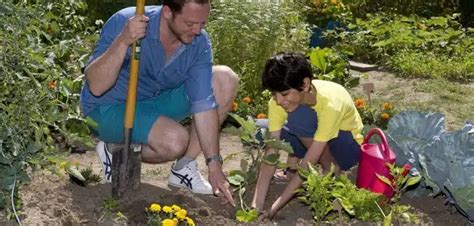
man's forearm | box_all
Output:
[193,108,220,159]
[84,35,130,96]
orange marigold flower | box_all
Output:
[381,112,390,120]
[242,96,252,104]
[231,102,238,111]
[47,26,54,34]
[256,113,267,119]
[48,80,57,89]
[383,102,393,110]
[354,98,365,109]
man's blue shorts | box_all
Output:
[87,85,190,144]
[281,105,360,170]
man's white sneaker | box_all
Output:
[95,141,112,183]
[168,160,213,195]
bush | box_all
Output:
[0,0,96,217]
[343,0,459,18]
[207,1,311,117]
[331,13,474,81]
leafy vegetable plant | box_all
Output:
[223,113,293,222]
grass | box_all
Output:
[351,71,474,130]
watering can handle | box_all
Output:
[362,128,391,159]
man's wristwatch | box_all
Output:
[206,154,223,166]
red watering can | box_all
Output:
[356,128,396,198]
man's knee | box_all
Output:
[146,119,190,161]
[212,65,239,93]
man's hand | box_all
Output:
[120,15,149,46]
[208,162,235,207]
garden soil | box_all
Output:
[11,133,470,225]
[6,71,473,225]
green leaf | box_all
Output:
[383,210,393,226]
[337,198,355,216]
[228,113,256,136]
[308,48,328,73]
[376,174,393,186]
[85,116,98,130]
[236,209,258,222]
[405,176,421,187]
[262,153,280,165]
[228,173,245,186]
[265,139,294,154]
[65,165,86,183]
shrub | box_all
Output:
[343,0,459,18]
[207,1,311,117]
[354,98,397,130]
[0,0,96,217]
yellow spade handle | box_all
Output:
[124,0,146,129]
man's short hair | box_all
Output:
[261,52,314,92]
[163,0,210,14]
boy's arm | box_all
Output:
[251,130,282,210]
[264,141,327,219]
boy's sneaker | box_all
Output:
[168,160,213,195]
[95,141,113,183]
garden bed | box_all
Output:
[6,133,469,225]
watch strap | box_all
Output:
[205,154,223,165]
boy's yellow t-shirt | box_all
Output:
[268,80,364,144]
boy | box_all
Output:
[251,52,363,220]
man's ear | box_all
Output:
[163,5,172,20]
[302,77,311,92]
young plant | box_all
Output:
[354,98,396,130]
[223,113,293,222]
[377,163,422,203]
[298,163,401,223]
[145,203,195,226]
[98,197,128,224]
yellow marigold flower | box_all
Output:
[231,102,238,111]
[186,217,195,226]
[381,112,390,120]
[162,219,176,226]
[256,113,267,119]
[383,102,393,110]
[354,98,365,109]
[149,203,161,212]
[171,205,181,212]
[242,96,252,103]
[162,206,173,213]
[175,209,187,220]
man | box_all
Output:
[80,0,237,206]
